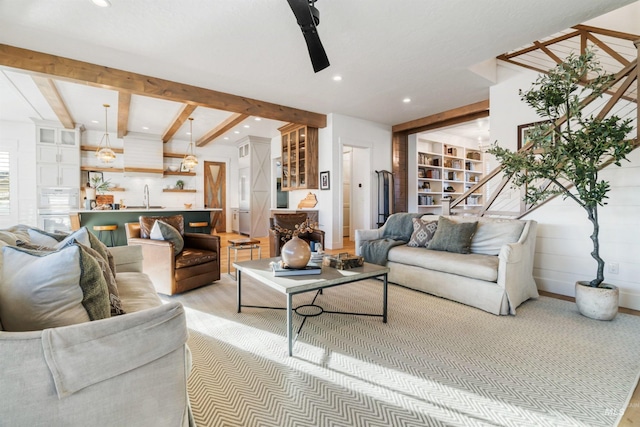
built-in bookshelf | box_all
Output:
[408,137,484,213]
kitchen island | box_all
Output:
[70,207,223,246]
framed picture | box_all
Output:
[320,171,330,190]
[88,171,103,185]
[518,120,554,150]
[180,162,190,172]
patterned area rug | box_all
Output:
[167,275,640,427]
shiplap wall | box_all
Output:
[490,62,640,309]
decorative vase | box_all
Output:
[86,187,96,201]
[575,281,619,321]
[281,235,311,269]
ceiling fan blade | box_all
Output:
[303,31,330,73]
[286,0,330,73]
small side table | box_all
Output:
[227,238,261,279]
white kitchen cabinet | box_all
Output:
[36,124,80,187]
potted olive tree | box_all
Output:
[488,50,634,320]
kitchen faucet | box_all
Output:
[143,184,150,209]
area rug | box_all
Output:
[167,275,640,427]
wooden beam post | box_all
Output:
[196,113,249,147]
[162,104,197,143]
[31,76,75,129]
[117,91,131,138]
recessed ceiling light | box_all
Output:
[186,132,191,136]
[234,131,240,134]
[403,98,411,103]
[91,120,99,124]
[92,0,111,7]
[254,117,262,121]
[333,75,342,81]
[142,126,149,130]
[224,137,229,140]
[243,125,250,128]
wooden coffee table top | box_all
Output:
[233,257,389,295]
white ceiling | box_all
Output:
[0,0,636,143]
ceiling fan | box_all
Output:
[286,0,330,73]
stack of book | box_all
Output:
[272,263,322,277]
[309,251,324,265]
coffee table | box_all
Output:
[234,257,390,356]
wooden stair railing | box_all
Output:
[443,27,639,219]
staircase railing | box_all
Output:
[443,28,639,219]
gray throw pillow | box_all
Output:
[0,245,111,331]
[407,218,438,247]
[427,216,478,254]
[150,220,184,256]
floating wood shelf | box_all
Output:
[163,189,196,193]
[80,166,125,172]
[108,187,125,192]
[163,152,185,159]
[80,145,124,154]
[164,171,196,176]
[124,167,164,174]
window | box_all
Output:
[0,150,9,215]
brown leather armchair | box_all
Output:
[269,213,325,257]
[125,215,220,295]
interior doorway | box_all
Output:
[204,161,226,233]
[342,147,352,237]
[340,144,370,242]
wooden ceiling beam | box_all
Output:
[117,91,131,138]
[0,44,327,128]
[196,113,249,147]
[31,75,75,129]
[392,99,489,133]
[162,104,197,143]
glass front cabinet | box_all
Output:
[279,124,318,191]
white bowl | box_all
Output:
[168,165,179,172]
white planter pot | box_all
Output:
[575,281,619,321]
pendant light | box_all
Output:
[183,117,198,170]
[95,104,116,163]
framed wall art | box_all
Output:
[320,171,330,190]
[517,120,554,150]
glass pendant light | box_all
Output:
[95,104,116,163]
[183,117,198,170]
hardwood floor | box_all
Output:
[216,231,639,425]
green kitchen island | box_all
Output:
[70,207,223,246]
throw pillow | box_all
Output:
[427,216,478,254]
[56,227,116,275]
[150,220,184,255]
[27,227,68,247]
[407,218,438,247]
[0,245,111,332]
[140,215,184,239]
[470,220,525,256]
[75,243,125,316]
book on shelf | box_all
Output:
[271,263,322,277]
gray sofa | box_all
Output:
[356,214,539,315]
[0,244,194,427]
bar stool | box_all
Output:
[93,224,118,247]
[189,221,210,233]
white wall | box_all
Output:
[490,60,640,310]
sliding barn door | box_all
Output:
[204,161,226,233]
